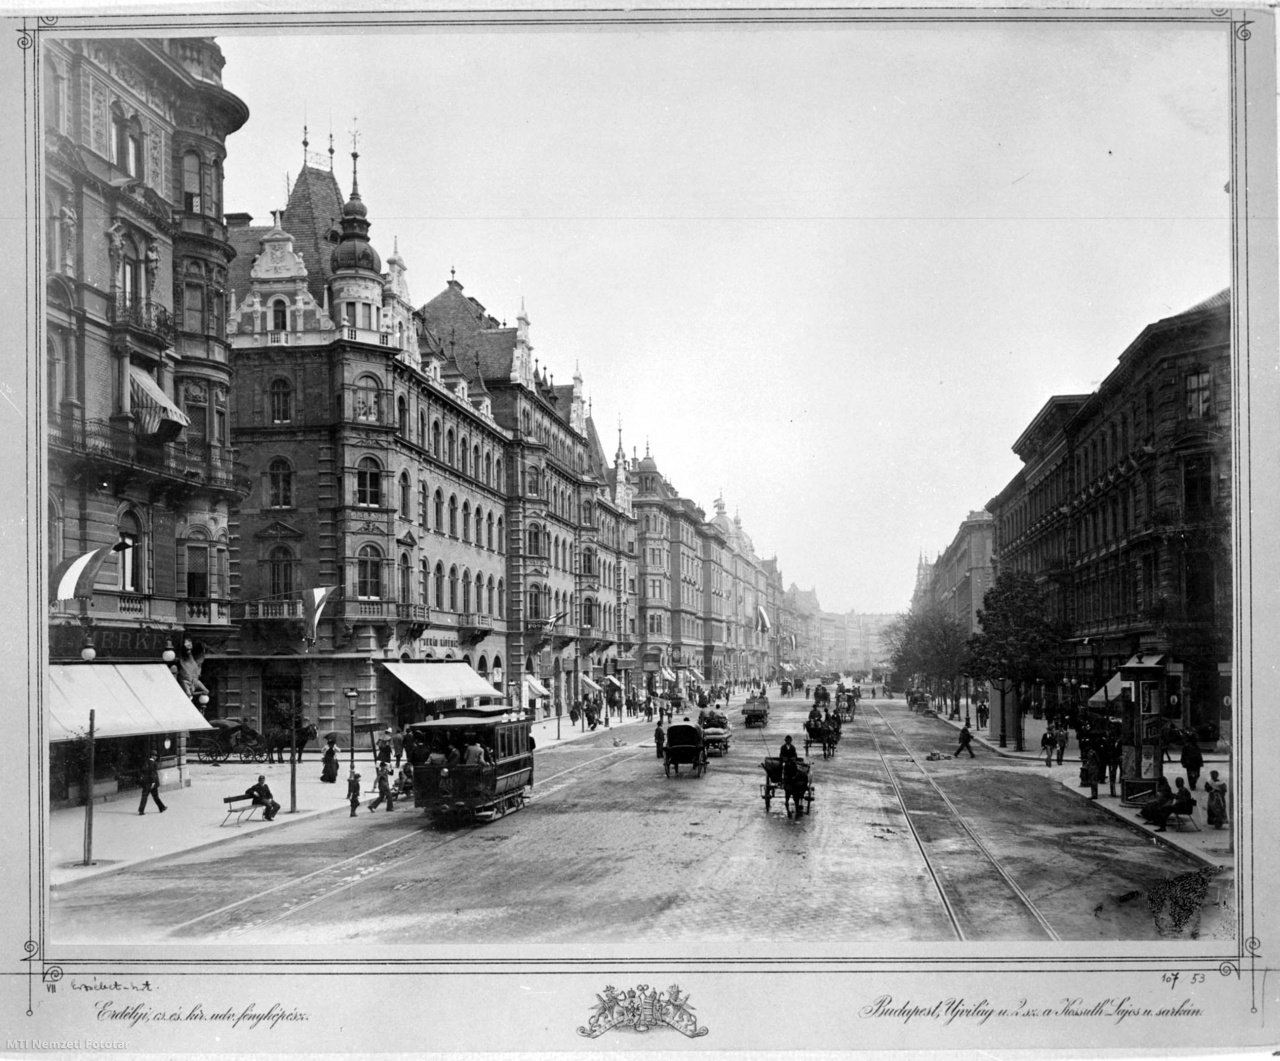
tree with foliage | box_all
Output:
[885,603,970,709]
[965,571,1070,750]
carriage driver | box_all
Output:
[778,735,799,776]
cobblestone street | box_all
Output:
[50,695,1228,946]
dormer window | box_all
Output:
[271,299,287,332]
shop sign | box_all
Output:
[51,624,173,660]
[420,632,460,648]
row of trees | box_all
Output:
[886,571,1071,748]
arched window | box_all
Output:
[462,568,472,613]
[419,480,428,526]
[473,445,481,477]
[494,458,502,487]
[527,466,540,497]
[486,513,494,550]
[356,456,381,506]
[496,517,504,554]
[399,553,411,603]
[583,548,594,575]
[446,429,456,465]
[182,151,203,213]
[448,495,458,537]
[418,410,426,447]
[434,562,444,609]
[271,299,288,332]
[484,452,492,485]
[117,510,143,593]
[357,544,382,599]
[582,501,593,527]
[420,558,429,606]
[432,420,441,458]
[460,436,469,475]
[497,579,505,618]
[398,395,408,436]
[268,545,295,598]
[433,489,444,532]
[268,457,293,508]
[462,500,471,542]
[269,378,292,423]
[476,571,485,614]
[487,576,495,616]
[399,472,411,518]
[527,524,541,557]
[583,598,595,627]
[528,584,542,620]
[355,375,381,422]
[449,565,459,611]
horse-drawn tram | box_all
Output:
[407,704,533,824]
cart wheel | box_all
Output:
[238,746,257,763]
[218,747,231,762]
[195,745,211,764]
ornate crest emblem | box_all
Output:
[577,984,708,1039]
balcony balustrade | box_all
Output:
[109,294,176,347]
[179,598,231,625]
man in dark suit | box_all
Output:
[137,754,166,815]
[245,775,279,821]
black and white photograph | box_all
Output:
[4,3,1278,1056]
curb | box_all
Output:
[51,797,356,890]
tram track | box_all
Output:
[169,742,647,939]
[864,704,1060,942]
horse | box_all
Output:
[781,761,811,818]
[262,715,318,764]
[805,720,838,760]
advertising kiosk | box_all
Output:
[1119,652,1167,803]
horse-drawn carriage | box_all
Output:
[760,756,814,817]
[701,711,731,757]
[813,683,831,709]
[190,718,258,763]
[836,690,857,723]
[664,721,708,777]
[741,694,770,728]
[804,716,841,759]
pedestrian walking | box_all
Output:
[1041,728,1055,767]
[1084,741,1101,799]
[1055,724,1068,765]
[377,729,393,766]
[1180,738,1204,792]
[320,735,340,783]
[654,722,665,759]
[137,753,166,814]
[393,727,405,768]
[347,770,362,816]
[369,760,395,812]
[954,724,975,759]
[1104,733,1121,796]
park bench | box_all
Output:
[221,793,263,827]
[1167,800,1200,832]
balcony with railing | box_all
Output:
[109,295,176,347]
[179,597,232,625]
[49,417,249,496]
[238,598,304,620]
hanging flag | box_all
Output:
[50,541,132,604]
[788,633,797,650]
[302,586,339,643]
[756,605,771,633]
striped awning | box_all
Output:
[605,676,623,688]
[580,675,603,692]
[383,661,502,701]
[660,667,677,682]
[524,676,551,699]
[688,668,705,682]
[129,365,190,440]
[47,663,214,742]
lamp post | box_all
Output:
[344,687,359,774]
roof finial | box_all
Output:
[450,265,456,282]
[645,437,650,457]
[349,116,361,198]
[588,396,593,416]
[302,120,309,158]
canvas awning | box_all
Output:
[780,663,795,673]
[688,667,705,682]
[1087,672,1130,707]
[660,667,677,682]
[604,676,623,688]
[129,365,190,440]
[1121,652,1166,670]
[47,663,214,742]
[383,661,502,702]
[580,675,603,692]
[524,676,551,699]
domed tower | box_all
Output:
[328,145,385,337]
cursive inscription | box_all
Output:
[859,995,1204,1026]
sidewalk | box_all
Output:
[50,712,650,889]
[928,708,1232,869]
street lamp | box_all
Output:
[162,638,176,664]
[344,687,359,774]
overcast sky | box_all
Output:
[218,20,1229,614]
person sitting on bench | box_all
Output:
[245,775,279,821]
[1137,777,1175,831]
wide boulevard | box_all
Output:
[51,694,1225,945]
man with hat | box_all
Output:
[376,728,393,767]
[245,775,279,821]
[137,753,166,815]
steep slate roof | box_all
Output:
[584,414,610,480]
[227,221,272,309]
[1183,288,1230,314]
[420,280,516,382]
